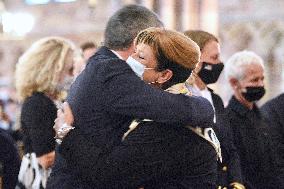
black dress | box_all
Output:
[20,92,56,157]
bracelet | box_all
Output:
[54,123,74,144]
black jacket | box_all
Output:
[209,89,243,187]
[226,96,277,189]
[0,129,20,189]
[47,46,214,188]
[106,120,217,189]
[261,93,284,187]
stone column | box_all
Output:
[200,0,218,35]
[159,0,175,29]
[181,0,201,31]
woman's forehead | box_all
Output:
[136,43,152,52]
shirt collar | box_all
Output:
[111,50,123,60]
[228,96,259,116]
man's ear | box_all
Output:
[229,78,239,90]
[157,69,173,84]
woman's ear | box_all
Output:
[157,69,173,84]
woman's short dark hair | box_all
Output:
[135,27,200,89]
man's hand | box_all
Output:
[54,102,75,143]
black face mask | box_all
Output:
[242,86,265,102]
[198,62,224,84]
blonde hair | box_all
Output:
[15,36,78,101]
[135,27,200,88]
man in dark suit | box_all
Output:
[225,50,279,189]
[184,30,244,189]
[47,5,214,189]
[261,93,284,187]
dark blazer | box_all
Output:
[48,46,214,188]
[0,129,21,189]
[261,93,284,187]
[209,89,243,187]
[226,96,277,189]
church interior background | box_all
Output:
[0,0,283,105]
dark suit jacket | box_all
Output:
[226,96,277,189]
[106,121,217,189]
[0,129,20,189]
[49,46,214,188]
[261,93,284,187]
[208,89,243,187]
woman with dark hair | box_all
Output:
[107,27,218,189]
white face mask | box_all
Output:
[126,56,146,79]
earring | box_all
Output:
[148,80,158,85]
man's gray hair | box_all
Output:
[224,50,264,81]
[104,4,163,50]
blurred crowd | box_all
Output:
[0,4,283,189]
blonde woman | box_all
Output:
[15,36,79,189]
[107,27,218,189]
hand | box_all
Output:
[53,102,74,143]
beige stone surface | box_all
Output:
[0,0,283,104]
